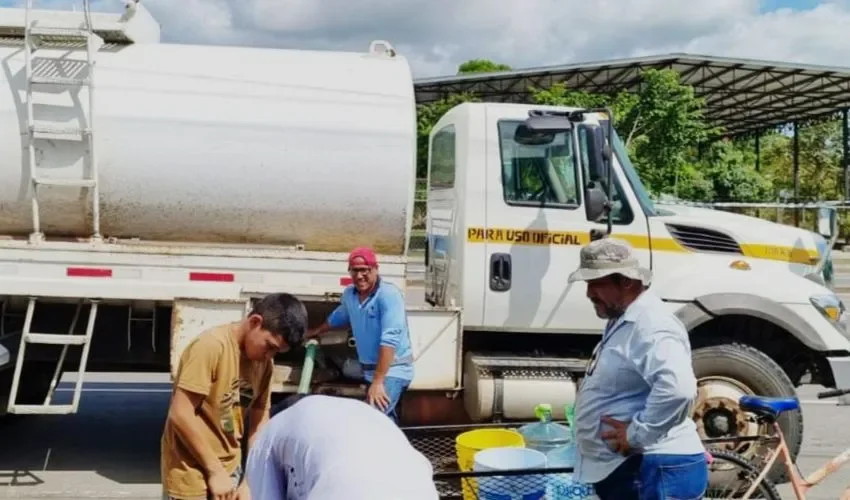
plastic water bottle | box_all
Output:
[517,403,572,454]
[545,403,597,500]
[546,444,596,499]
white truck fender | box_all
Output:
[672,293,829,351]
[655,264,850,352]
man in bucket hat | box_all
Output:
[569,238,708,500]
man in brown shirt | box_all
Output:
[161,293,308,500]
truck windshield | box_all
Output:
[610,128,658,217]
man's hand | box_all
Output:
[367,379,390,411]
[234,480,251,500]
[206,467,235,500]
[600,416,632,455]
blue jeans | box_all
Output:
[370,376,409,424]
[594,453,708,500]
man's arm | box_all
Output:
[374,287,408,383]
[306,303,350,339]
[625,328,698,450]
[167,340,228,477]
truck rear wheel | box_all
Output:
[691,342,802,484]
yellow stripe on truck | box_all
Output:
[739,244,818,265]
[465,227,818,265]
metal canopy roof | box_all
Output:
[413,53,850,137]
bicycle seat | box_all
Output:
[739,395,800,420]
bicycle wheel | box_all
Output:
[706,448,782,500]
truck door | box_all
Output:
[481,108,650,334]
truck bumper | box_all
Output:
[827,355,850,406]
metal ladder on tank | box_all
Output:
[7,298,99,414]
[24,0,104,243]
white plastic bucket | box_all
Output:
[472,447,548,500]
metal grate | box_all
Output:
[666,223,743,254]
[402,422,578,499]
[470,356,588,380]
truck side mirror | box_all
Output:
[581,124,611,222]
[588,125,611,182]
[817,206,838,239]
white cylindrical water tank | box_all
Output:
[0,40,417,254]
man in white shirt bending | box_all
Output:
[244,393,439,500]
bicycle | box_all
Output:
[702,388,850,500]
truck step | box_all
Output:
[6,298,98,415]
[28,27,95,40]
[8,404,76,415]
[30,123,90,140]
[30,75,89,86]
[33,177,96,188]
[24,332,88,345]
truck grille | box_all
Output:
[666,224,742,254]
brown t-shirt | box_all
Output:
[160,323,273,499]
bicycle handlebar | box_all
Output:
[816,388,850,399]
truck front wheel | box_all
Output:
[691,342,802,484]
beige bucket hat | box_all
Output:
[567,237,652,285]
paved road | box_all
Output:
[0,277,848,498]
[0,379,848,498]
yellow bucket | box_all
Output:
[455,428,525,500]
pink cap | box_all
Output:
[348,246,378,267]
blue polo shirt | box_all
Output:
[327,279,414,383]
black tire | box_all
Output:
[692,342,802,484]
[706,448,783,500]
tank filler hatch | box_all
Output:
[0,0,160,45]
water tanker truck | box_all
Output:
[0,1,849,482]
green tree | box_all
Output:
[757,121,842,201]
[528,69,713,196]
[687,139,773,202]
[457,59,512,74]
[627,69,717,194]
[526,68,776,202]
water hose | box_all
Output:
[297,339,319,394]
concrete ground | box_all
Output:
[0,382,848,498]
[0,278,849,498]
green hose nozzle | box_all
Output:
[297,339,319,394]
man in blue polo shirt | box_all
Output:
[305,247,414,423]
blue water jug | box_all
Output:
[517,404,572,454]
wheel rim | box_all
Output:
[693,376,769,461]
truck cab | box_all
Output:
[424,101,850,477]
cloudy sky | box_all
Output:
[3,0,849,78]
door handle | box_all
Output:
[489,253,512,292]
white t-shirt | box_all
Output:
[245,394,439,500]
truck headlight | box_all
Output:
[810,293,848,333]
